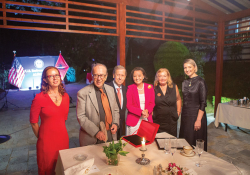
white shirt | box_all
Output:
[139,94,145,110]
[113,81,123,109]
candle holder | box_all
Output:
[136,148,150,165]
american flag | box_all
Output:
[8,57,25,88]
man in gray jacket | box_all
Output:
[77,63,119,146]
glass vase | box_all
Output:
[106,154,120,166]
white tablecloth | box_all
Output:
[55,132,239,175]
[215,103,250,130]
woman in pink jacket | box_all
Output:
[126,67,155,135]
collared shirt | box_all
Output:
[94,85,113,143]
[113,80,123,109]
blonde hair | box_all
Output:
[154,68,173,88]
[183,59,198,72]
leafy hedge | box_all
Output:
[204,60,250,103]
[154,41,190,78]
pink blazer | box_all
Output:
[126,83,155,127]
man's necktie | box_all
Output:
[117,88,122,108]
[99,89,112,130]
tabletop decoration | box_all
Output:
[103,138,129,166]
[136,139,150,165]
[154,163,189,175]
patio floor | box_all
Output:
[0,83,250,175]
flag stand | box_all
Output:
[0,89,19,111]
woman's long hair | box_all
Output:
[40,66,66,95]
[154,68,173,88]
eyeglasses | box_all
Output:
[92,74,106,79]
[47,74,60,79]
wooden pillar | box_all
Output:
[65,0,69,31]
[117,1,126,67]
[2,0,7,26]
[214,19,225,115]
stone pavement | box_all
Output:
[0,83,250,175]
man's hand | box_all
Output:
[111,124,117,134]
[96,131,106,141]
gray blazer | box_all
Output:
[77,83,120,146]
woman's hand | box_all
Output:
[142,109,149,118]
[194,120,201,131]
[31,123,39,138]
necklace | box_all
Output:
[137,84,144,91]
[49,91,60,103]
[55,95,58,103]
[189,80,192,87]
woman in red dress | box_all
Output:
[30,66,69,175]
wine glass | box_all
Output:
[196,139,204,167]
[170,138,177,163]
[164,138,170,154]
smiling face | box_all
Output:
[44,68,61,88]
[133,70,144,86]
[184,63,196,78]
[113,69,126,87]
[157,71,168,86]
[92,65,107,89]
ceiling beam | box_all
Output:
[95,0,219,21]
[192,0,225,16]
[223,8,250,22]
[126,0,219,22]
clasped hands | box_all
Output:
[96,124,117,141]
[142,109,149,118]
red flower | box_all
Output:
[177,171,183,175]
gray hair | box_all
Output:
[183,59,198,72]
[91,63,108,75]
[113,65,127,75]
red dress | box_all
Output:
[30,92,69,175]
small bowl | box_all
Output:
[183,146,193,155]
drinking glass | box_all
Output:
[164,138,170,154]
[170,138,177,163]
[196,139,204,167]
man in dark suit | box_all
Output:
[107,65,127,139]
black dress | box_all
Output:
[153,83,179,137]
[179,76,208,151]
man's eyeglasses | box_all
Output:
[47,74,60,79]
[92,74,106,79]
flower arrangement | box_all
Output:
[154,163,189,175]
[103,138,129,166]
[164,163,189,175]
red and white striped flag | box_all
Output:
[8,57,25,88]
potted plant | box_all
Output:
[103,138,129,166]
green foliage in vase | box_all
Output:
[103,138,129,165]
[154,41,190,78]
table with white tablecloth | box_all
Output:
[55,132,239,175]
[215,102,250,131]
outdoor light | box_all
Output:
[36,86,39,89]
[29,87,32,90]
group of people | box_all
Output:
[30,59,208,175]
